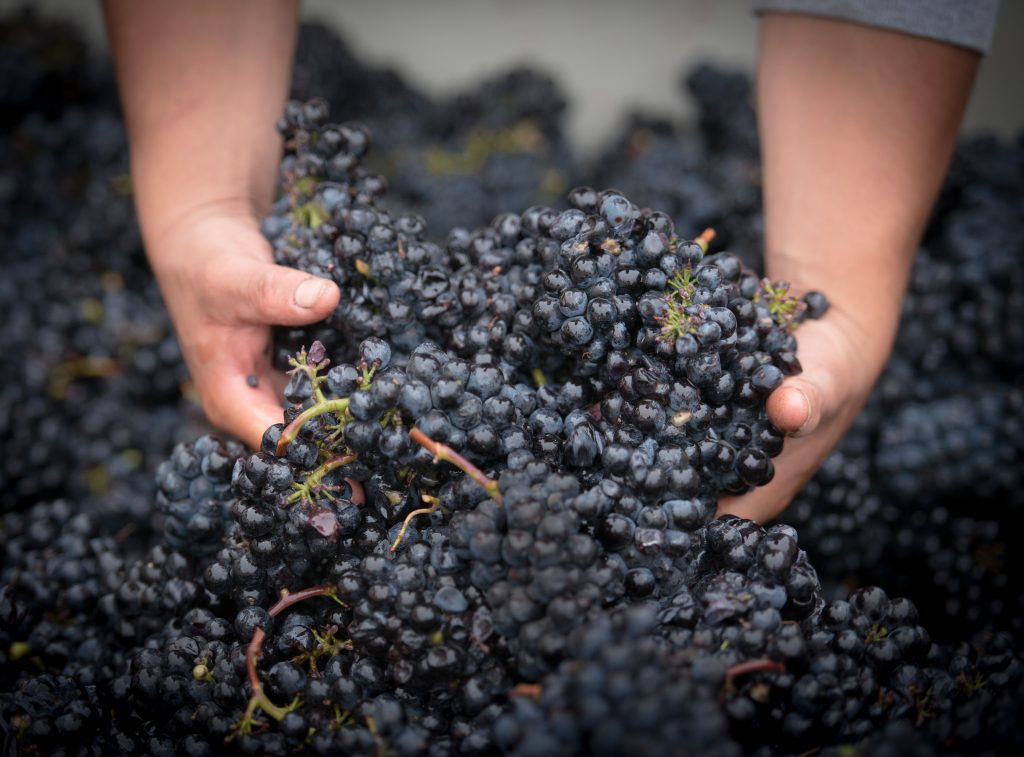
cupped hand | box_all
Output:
[716,307,881,524]
[150,207,339,449]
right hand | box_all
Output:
[150,205,339,449]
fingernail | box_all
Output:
[793,388,813,433]
[294,278,327,309]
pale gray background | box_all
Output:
[6,0,1023,153]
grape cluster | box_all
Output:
[493,606,738,757]
[289,22,433,154]
[0,675,98,753]
[155,435,247,558]
[264,103,455,367]
[98,545,201,646]
[385,68,575,235]
[290,23,574,234]
[268,100,826,508]
[203,456,363,608]
[878,508,1024,643]
[875,385,1024,504]
[591,66,763,267]
[1,501,123,657]
[452,464,620,680]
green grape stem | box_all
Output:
[287,453,359,506]
[276,398,350,456]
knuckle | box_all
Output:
[253,268,282,316]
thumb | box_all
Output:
[202,371,287,450]
[225,258,340,327]
[763,316,857,438]
[766,374,829,437]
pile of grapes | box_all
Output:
[2,10,1023,756]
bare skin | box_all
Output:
[103,0,339,449]
[717,14,978,522]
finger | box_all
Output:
[201,371,285,450]
[716,492,775,524]
[766,379,819,436]
[212,256,340,327]
[765,328,848,438]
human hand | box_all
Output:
[103,0,306,447]
[716,306,883,523]
[150,207,339,449]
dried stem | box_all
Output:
[725,658,786,686]
[390,495,441,553]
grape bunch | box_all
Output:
[155,435,247,558]
[267,100,828,512]
[493,606,738,757]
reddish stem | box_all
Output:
[695,227,717,252]
[268,584,336,618]
[511,683,543,701]
[409,427,502,504]
[246,627,266,693]
[725,659,786,684]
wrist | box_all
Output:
[105,0,296,246]
[130,131,275,249]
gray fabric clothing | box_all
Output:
[753,0,999,53]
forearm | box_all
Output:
[758,13,977,366]
[103,0,300,244]
[719,16,979,520]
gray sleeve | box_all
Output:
[753,0,999,54]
